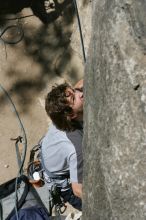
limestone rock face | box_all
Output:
[83,0,146,219]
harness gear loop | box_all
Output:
[50,184,67,215]
[27,160,44,187]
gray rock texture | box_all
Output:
[83,0,146,219]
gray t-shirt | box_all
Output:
[41,123,83,189]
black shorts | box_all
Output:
[61,188,82,211]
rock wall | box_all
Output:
[83,0,146,219]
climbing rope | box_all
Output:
[0,84,27,220]
[72,0,86,63]
[0,24,24,45]
[0,14,35,47]
[0,19,24,59]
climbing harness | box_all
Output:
[50,184,67,217]
[27,142,44,187]
[27,138,69,217]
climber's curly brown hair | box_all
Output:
[45,83,77,131]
